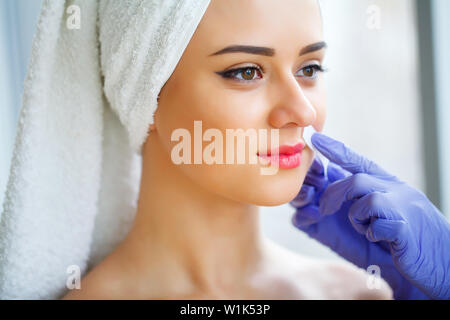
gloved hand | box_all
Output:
[290,132,450,300]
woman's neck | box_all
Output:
[120,132,266,296]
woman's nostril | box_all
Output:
[283,122,299,129]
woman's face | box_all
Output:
[152,0,326,206]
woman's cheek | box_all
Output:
[313,92,327,131]
[312,82,327,131]
[193,94,262,133]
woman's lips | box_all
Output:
[257,142,305,169]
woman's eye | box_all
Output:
[218,67,263,82]
[217,64,325,82]
[296,64,324,79]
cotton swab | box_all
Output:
[303,126,329,177]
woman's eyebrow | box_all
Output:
[209,41,327,57]
[299,41,327,55]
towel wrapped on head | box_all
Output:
[0,0,211,299]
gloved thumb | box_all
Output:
[290,184,316,208]
[366,218,408,244]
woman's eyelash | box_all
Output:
[216,64,327,82]
[216,66,263,80]
[308,65,327,73]
[296,64,327,78]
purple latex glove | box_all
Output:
[291,133,450,300]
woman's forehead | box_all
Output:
[202,0,321,24]
[193,0,323,53]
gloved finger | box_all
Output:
[291,205,323,228]
[347,193,409,252]
[309,156,325,175]
[311,132,395,178]
[366,218,408,245]
[304,159,351,191]
[327,161,352,183]
[304,173,328,191]
[347,191,390,234]
[319,173,388,215]
[290,184,316,208]
[367,219,419,270]
[348,191,402,234]
[291,202,353,254]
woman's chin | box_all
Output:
[252,195,300,207]
[243,180,304,207]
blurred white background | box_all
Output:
[1,0,449,261]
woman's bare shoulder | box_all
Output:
[61,252,134,300]
[263,239,393,300]
[61,248,186,300]
[309,259,393,300]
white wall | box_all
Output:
[432,0,450,217]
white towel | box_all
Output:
[0,0,211,299]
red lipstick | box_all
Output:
[257,142,305,169]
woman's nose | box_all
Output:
[268,77,317,129]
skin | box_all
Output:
[63,0,392,299]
